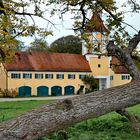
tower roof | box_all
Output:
[86,12,108,33]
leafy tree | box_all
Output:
[49,35,82,54]
[0,0,52,60]
[82,75,99,92]
[16,40,26,51]
[0,0,140,139]
[28,38,49,52]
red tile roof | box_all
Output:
[111,57,128,74]
[3,52,91,72]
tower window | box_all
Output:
[98,64,101,68]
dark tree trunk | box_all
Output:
[0,81,140,140]
[116,109,140,132]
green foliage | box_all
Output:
[29,38,49,52]
[0,0,53,61]
[0,100,53,122]
[0,0,140,60]
[16,40,26,51]
[46,105,140,140]
[49,35,82,54]
[82,75,99,93]
[0,101,140,139]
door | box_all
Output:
[64,86,75,95]
[19,86,31,97]
[51,86,62,96]
[37,86,49,96]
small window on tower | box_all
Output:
[98,55,101,59]
[98,64,101,68]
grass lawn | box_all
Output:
[0,100,140,140]
[47,105,140,140]
[0,100,52,122]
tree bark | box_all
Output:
[116,109,140,132]
[0,80,140,140]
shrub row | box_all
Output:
[0,88,18,98]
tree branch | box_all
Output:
[107,40,140,80]
[116,109,140,132]
[0,48,6,61]
[0,81,140,139]
[126,31,140,53]
[0,0,5,15]
[97,0,139,33]
[79,0,86,29]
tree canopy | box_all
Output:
[49,35,82,54]
[28,38,49,51]
[0,0,139,60]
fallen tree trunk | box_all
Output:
[0,80,140,140]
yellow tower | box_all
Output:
[82,12,109,55]
[82,12,111,90]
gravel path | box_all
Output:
[0,95,75,102]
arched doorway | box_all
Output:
[51,86,62,96]
[19,86,31,97]
[37,86,49,96]
[64,86,75,95]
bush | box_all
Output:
[0,88,18,97]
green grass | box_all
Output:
[0,100,52,122]
[0,101,140,140]
[48,105,140,140]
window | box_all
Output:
[98,64,101,68]
[45,74,53,79]
[56,74,64,79]
[11,73,21,79]
[68,74,75,79]
[98,55,101,59]
[35,73,43,79]
[79,74,86,79]
[121,75,130,80]
[110,76,113,80]
[23,73,32,79]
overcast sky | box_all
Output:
[19,0,140,46]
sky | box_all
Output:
[19,0,140,46]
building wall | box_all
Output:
[0,63,7,90]
[88,55,110,76]
[7,71,90,96]
[110,72,131,87]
